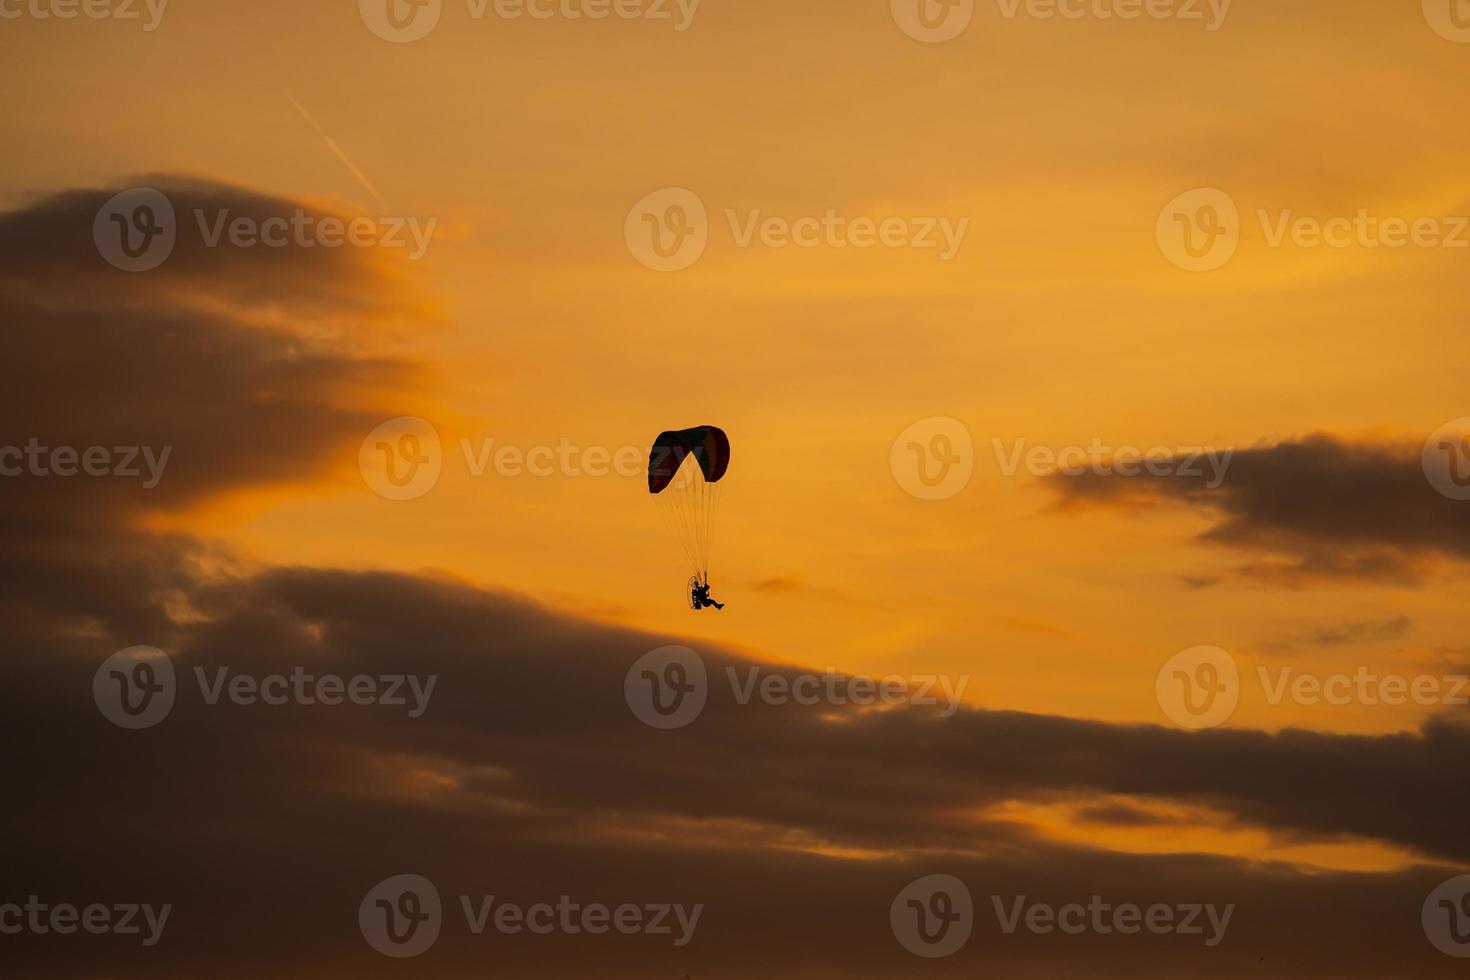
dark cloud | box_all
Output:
[0,178,426,668]
[1259,615,1413,655]
[1073,801,1175,827]
[0,176,429,319]
[1049,435,1470,583]
[751,576,802,593]
[6,566,1470,978]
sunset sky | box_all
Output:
[4,1,1470,976]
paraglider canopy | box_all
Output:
[648,426,730,495]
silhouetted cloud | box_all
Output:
[1049,435,1470,583]
[1259,615,1413,654]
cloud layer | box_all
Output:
[1049,434,1470,583]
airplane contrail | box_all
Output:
[285,92,389,212]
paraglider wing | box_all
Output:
[648,425,730,587]
[648,426,730,494]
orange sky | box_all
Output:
[6,0,1470,895]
